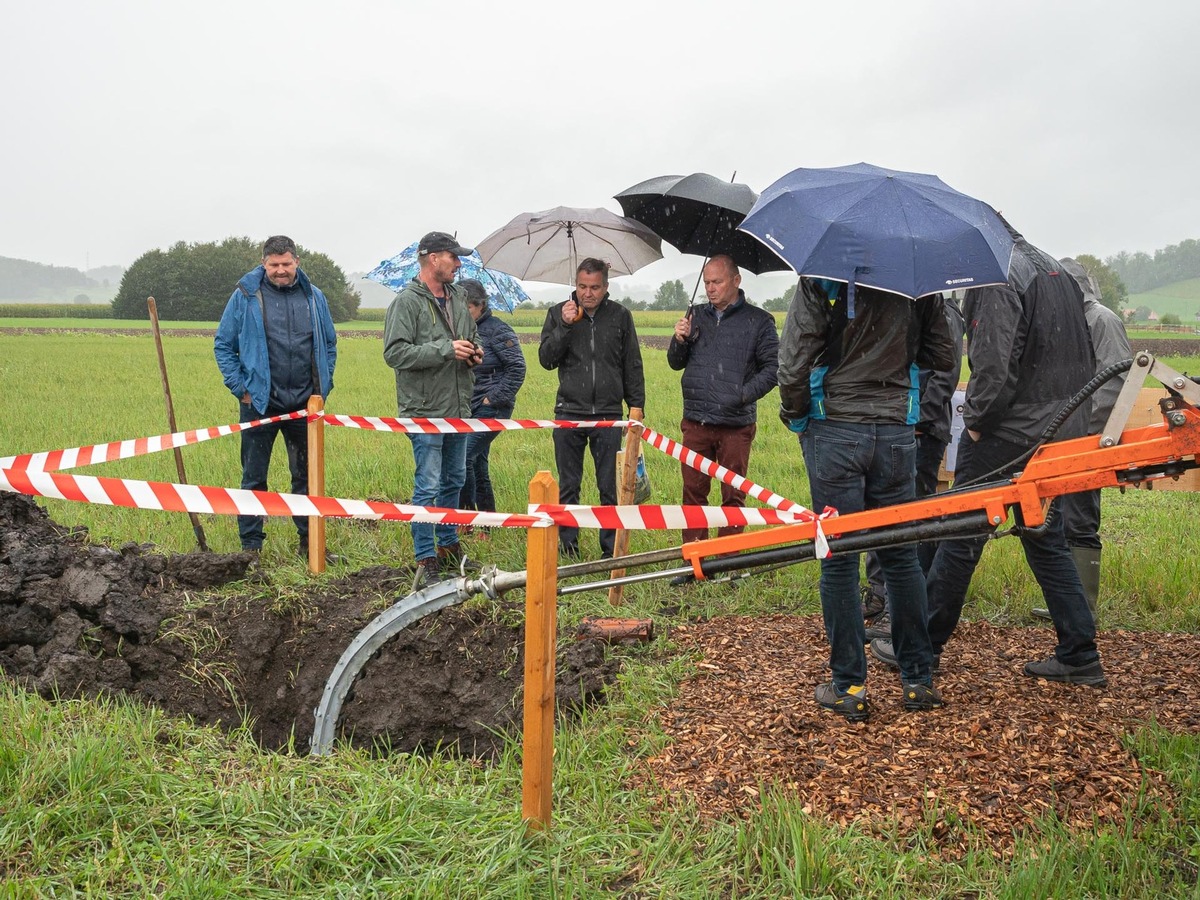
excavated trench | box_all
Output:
[0,492,618,756]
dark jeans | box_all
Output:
[461,402,513,512]
[679,418,756,543]
[801,419,935,687]
[553,419,622,558]
[925,432,1099,665]
[865,431,948,595]
[238,401,309,550]
[1060,488,1102,550]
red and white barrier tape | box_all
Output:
[321,414,630,434]
[0,411,307,473]
[638,425,808,515]
[1,465,819,535]
[0,411,829,551]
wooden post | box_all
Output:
[607,419,644,606]
[522,470,559,830]
[306,394,326,574]
[147,296,209,552]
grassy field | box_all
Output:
[2,330,1200,896]
[1128,277,1200,323]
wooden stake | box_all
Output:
[522,470,559,830]
[306,394,326,574]
[146,297,208,552]
[607,419,644,606]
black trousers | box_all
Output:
[552,420,622,558]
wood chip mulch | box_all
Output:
[639,615,1200,855]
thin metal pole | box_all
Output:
[146,297,208,551]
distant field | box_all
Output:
[1128,277,1200,322]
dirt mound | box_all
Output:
[0,492,618,756]
[644,614,1200,855]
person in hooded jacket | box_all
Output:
[459,279,526,521]
[214,235,337,559]
[383,231,483,586]
[539,257,644,559]
[667,255,778,544]
[780,277,957,720]
[1029,257,1132,623]
[872,229,1107,688]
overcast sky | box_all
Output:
[3,0,1197,296]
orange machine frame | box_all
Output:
[681,353,1200,577]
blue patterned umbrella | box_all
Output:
[365,242,530,312]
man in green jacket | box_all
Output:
[383,231,483,585]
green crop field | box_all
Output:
[2,329,1199,897]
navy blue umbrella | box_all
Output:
[738,163,1014,312]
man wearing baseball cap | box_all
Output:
[384,231,484,586]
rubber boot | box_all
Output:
[1071,546,1101,626]
[1033,546,1101,624]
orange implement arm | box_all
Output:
[681,353,1200,580]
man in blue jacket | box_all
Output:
[667,255,778,544]
[214,235,338,558]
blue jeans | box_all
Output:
[801,419,935,687]
[925,433,1099,665]
[238,401,309,550]
[407,432,467,561]
[461,402,512,512]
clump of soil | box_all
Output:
[0,492,618,756]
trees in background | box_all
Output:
[111,237,360,322]
[1107,238,1200,294]
[1074,254,1128,314]
[650,279,689,311]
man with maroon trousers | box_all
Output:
[667,254,779,544]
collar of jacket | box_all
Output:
[238,264,314,299]
[569,291,611,316]
[404,276,464,305]
[704,289,747,317]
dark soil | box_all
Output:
[0,492,618,756]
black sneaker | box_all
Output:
[1023,655,1107,687]
[415,557,443,588]
[870,638,941,675]
[297,541,342,565]
[901,682,946,711]
[814,681,869,722]
[861,585,886,622]
[864,609,891,642]
[437,543,482,574]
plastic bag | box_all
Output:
[633,450,652,505]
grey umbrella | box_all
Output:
[475,206,663,286]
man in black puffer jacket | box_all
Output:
[667,255,778,543]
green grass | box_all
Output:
[1128,277,1200,324]
[1,330,1200,895]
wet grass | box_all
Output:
[2,330,1200,895]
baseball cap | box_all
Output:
[418,231,473,256]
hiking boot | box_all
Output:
[437,543,481,574]
[861,585,886,622]
[1031,607,1052,621]
[870,638,941,675]
[414,556,443,589]
[902,682,946,711]
[297,540,342,566]
[1023,655,1107,687]
[814,681,870,722]
[864,608,892,642]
